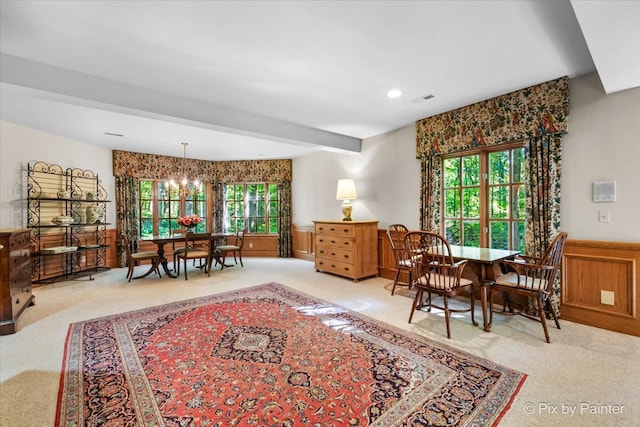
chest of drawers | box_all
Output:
[0,229,35,335]
[313,220,379,282]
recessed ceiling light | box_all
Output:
[104,132,124,137]
[387,89,402,98]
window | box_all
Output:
[139,180,208,237]
[442,143,525,251]
[224,183,279,233]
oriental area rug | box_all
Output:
[55,282,526,426]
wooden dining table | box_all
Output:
[447,245,521,332]
[143,232,232,279]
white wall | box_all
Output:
[0,121,115,229]
[292,72,640,243]
[292,125,421,230]
[561,73,640,241]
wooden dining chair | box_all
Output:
[215,228,245,270]
[489,231,568,343]
[171,228,188,270]
[404,231,477,338]
[175,232,213,280]
[120,233,162,282]
[386,224,413,295]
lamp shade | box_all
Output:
[336,179,357,200]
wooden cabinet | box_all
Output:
[313,220,379,282]
[0,229,35,335]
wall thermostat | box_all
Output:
[593,180,616,202]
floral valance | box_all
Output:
[112,150,292,182]
[416,76,569,158]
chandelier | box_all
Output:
[169,142,201,198]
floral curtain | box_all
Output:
[524,133,563,316]
[115,175,140,267]
[419,155,442,232]
[278,180,292,257]
[212,180,224,233]
[415,77,568,315]
[416,77,569,157]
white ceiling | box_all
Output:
[1,0,639,161]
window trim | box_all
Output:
[138,179,211,237]
[223,182,280,235]
[442,141,524,249]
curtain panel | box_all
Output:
[415,76,569,158]
[419,155,442,232]
[524,133,563,316]
[114,175,140,267]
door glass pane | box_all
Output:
[140,219,153,238]
[462,188,479,217]
[140,181,153,198]
[513,222,525,253]
[512,148,525,183]
[269,216,278,233]
[462,155,480,186]
[463,221,480,247]
[490,221,509,249]
[489,151,510,184]
[158,218,170,237]
[445,220,461,245]
[443,158,460,187]
[490,186,509,219]
[445,189,460,217]
[513,185,526,219]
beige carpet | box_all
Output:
[1,257,639,426]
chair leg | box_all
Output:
[545,297,561,330]
[391,269,401,295]
[443,295,451,339]
[238,251,243,267]
[127,263,134,282]
[469,288,478,326]
[408,288,423,323]
[183,257,188,280]
[489,289,496,327]
[537,295,551,343]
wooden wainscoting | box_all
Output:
[242,234,278,257]
[562,239,639,337]
[292,224,315,261]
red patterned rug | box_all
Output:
[55,282,526,426]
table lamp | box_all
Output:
[336,179,357,221]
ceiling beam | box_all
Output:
[0,53,362,153]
